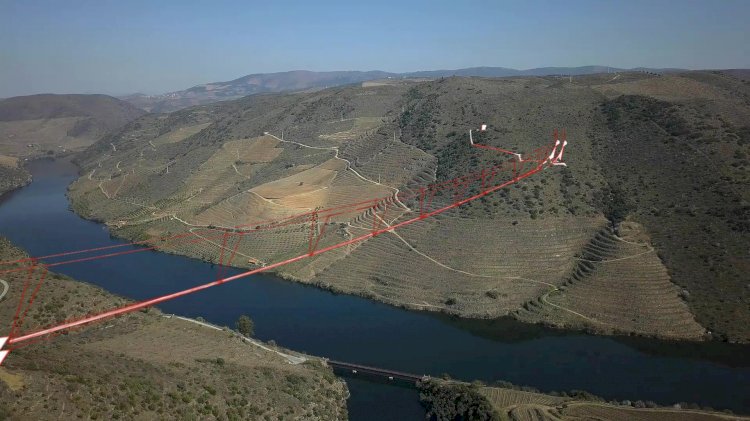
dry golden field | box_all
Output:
[0,154,18,168]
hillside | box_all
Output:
[124,66,679,113]
[0,94,145,158]
[68,71,749,342]
[480,384,748,421]
[418,380,747,421]
[0,237,348,420]
[0,155,30,196]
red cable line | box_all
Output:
[4,131,566,347]
[7,157,549,346]
[12,267,48,337]
[0,230,230,275]
[10,262,37,337]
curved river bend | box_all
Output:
[1,158,749,419]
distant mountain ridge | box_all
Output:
[123,70,394,112]
[123,66,683,113]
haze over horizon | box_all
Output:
[2,0,749,98]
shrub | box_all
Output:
[417,380,501,421]
[235,315,254,337]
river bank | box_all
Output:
[0,235,349,420]
[2,157,750,418]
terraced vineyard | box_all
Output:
[318,117,383,142]
[477,384,745,421]
[296,214,605,317]
[193,191,301,229]
[516,221,705,340]
[66,72,750,342]
[344,134,437,188]
[480,386,569,408]
[151,122,211,146]
[561,404,748,421]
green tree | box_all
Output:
[235,315,254,337]
[417,380,501,421]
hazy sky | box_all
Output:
[2,0,749,97]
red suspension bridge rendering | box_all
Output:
[0,128,568,365]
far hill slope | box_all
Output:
[70,71,749,342]
[0,154,30,195]
[0,94,145,158]
[418,379,748,421]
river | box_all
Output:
[1,158,749,418]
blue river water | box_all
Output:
[1,158,748,418]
